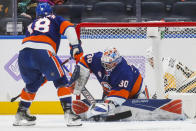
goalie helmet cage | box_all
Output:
[75,22,196,106]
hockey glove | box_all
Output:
[87,100,116,118]
[70,40,83,63]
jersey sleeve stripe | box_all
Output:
[48,51,65,77]
[129,73,143,98]
[22,35,57,53]
[60,21,74,34]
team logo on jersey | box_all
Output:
[101,82,112,95]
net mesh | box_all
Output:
[76,22,196,96]
[79,27,196,39]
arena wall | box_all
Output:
[0,36,196,114]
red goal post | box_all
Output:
[75,22,196,100]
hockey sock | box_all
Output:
[20,89,36,109]
[57,86,73,112]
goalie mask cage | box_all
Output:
[75,22,196,117]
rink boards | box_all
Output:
[0,36,196,114]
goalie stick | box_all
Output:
[10,58,71,102]
[62,64,132,121]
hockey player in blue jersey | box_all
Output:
[70,47,143,119]
[13,2,83,126]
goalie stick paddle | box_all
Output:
[105,110,132,121]
[10,58,71,102]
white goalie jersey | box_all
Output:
[145,48,196,98]
[162,57,196,93]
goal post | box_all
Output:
[75,22,196,118]
[146,26,164,99]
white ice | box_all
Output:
[0,115,196,131]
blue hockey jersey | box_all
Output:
[79,52,143,99]
[22,15,74,53]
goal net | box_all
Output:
[75,22,196,117]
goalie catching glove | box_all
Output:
[70,40,83,62]
[72,99,132,121]
[72,99,116,119]
[86,100,116,119]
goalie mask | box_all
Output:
[101,47,122,72]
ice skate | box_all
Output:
[13,107,36,126]
[61,101,82,126]
[64,110,82,127]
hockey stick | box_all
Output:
[10,94,20,102]
[10,58,71,102]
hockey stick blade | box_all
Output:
[10,94,20,102]
[91,110,132,122]
[105,110,132,121]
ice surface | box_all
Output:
[0,115,196,131]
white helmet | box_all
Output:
[101,47,122,72]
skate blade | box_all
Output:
[13,121,36,126]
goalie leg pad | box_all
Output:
[72,64,90,95]
[72,100,89,115]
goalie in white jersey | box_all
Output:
[145,47,196,98]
